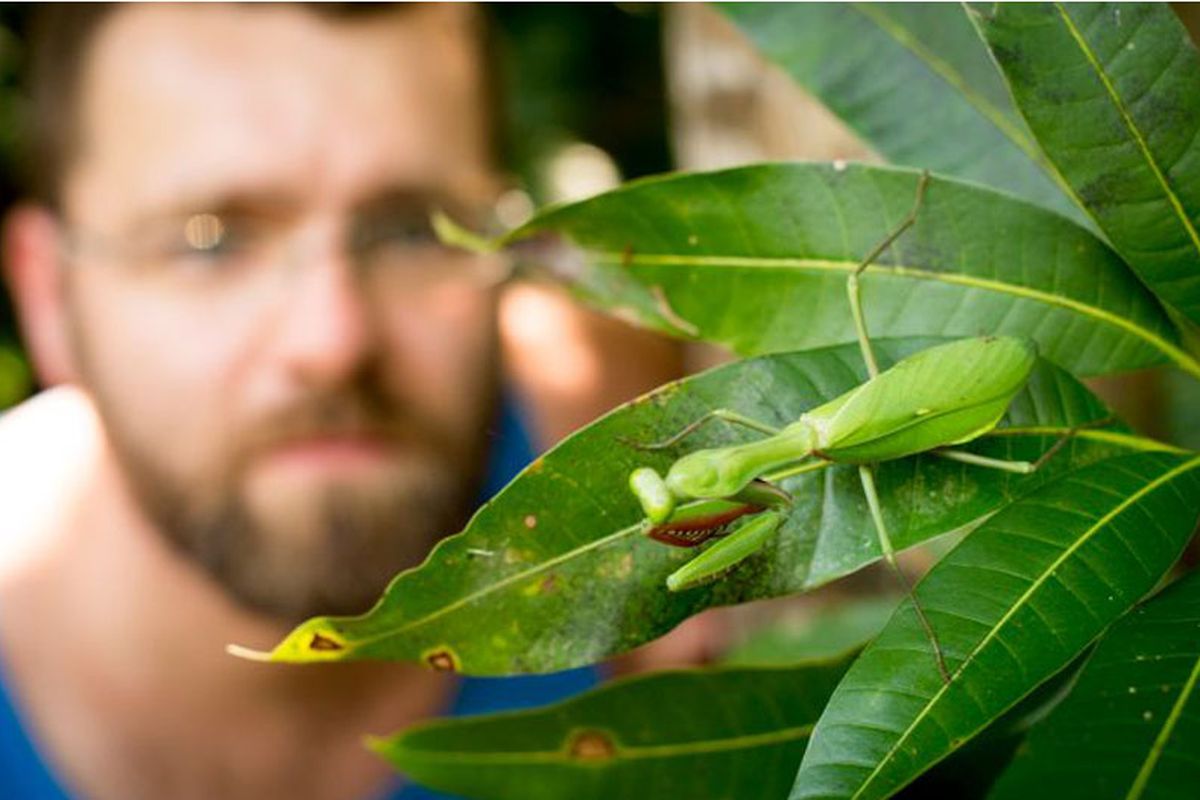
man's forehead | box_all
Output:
[67,3,489,225]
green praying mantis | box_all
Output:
[627,172,1091,683]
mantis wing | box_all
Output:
[809,336,1036,463]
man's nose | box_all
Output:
[270,240,375,387]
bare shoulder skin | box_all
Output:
[0,387,455,800]
[0,387,100,579]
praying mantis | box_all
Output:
[627,172,1087,683]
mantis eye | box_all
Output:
[630,467,674,523]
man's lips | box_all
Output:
[255,433,397,474]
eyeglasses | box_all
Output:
[59,200,511,322]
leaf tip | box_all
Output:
[362,733,392,755]
[225,642,276,662]
[240,618,355,664]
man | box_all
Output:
[0,4,688,798]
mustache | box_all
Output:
[236,388,443,456]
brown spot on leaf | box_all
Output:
[310,632,344,652]
[423,647,460,673]
[540,575,559,594]
[524,514,538,529]
[567,729,616,762]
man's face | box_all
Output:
[56,5,501,620]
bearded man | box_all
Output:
[0,4,685,798]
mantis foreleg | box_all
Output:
[846,170,931,379]
[859,464,951,684]
[666,510,786,591]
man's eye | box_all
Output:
[183,213,226,252]
[168,214,261,265]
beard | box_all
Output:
[96,374,493,623]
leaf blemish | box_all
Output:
[423,647,460,673]
[567,729,616,762]
[621,243,634,267]
[309,632,345,652]
[524,514,538,529]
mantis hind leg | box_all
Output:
[935,415,1117,474]
[624,408,781,451]
[666,510,786,592]
[847,170,931,379]
[859,464,951,684]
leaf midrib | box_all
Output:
[1125,647,1200,799]
[390,722,815,767]
[851,453,1200,800]
[601,251,1197,378]
[1054,3,1200,265]
[343,521,643,651]
[853,4,1047,172]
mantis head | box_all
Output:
[631,447,765,523]
[630,467,676,523]
[665,448,748,500]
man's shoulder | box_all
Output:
[0,388,103,579]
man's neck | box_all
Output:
[0,387,453,800]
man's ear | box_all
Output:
[2,204,78,387]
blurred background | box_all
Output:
[0,3,679,411]
[0,2,902,415]
[5,3,1198,443]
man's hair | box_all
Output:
[13,2,499,213]
[23,4,113,211]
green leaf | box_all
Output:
[792,450,1200,800]
[238,340,1166,674]
[899,652,1089,799]
[719,3,1087,226]
[971,3,1200,327]
[506,163,1196,379]
[723,597,900,667]
[989,568,1200,800]
[371,657,852,800]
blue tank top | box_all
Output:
[0,395,597,799]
